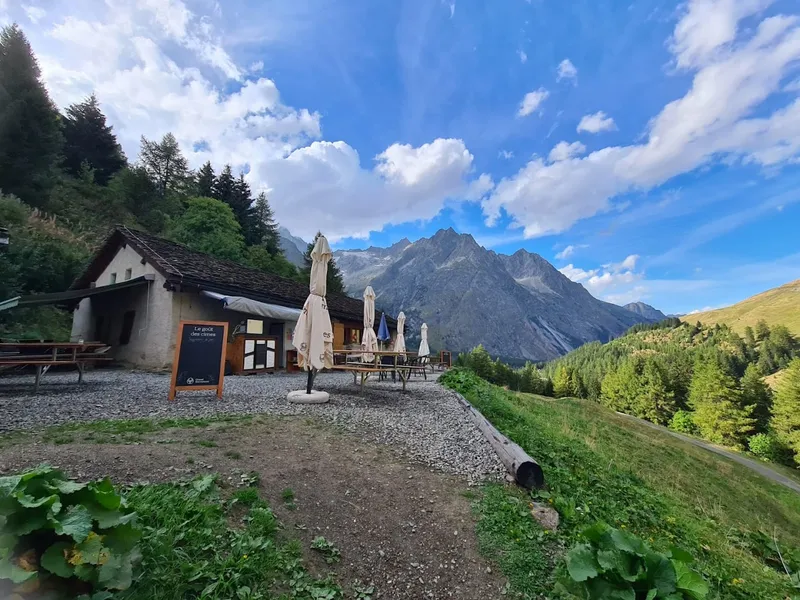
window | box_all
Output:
[124,268,132,281]
[110,272,117,284]
[119,311,136,345]
[344,328,361,345]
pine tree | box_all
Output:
[771,358,800,463]
[634,358,676,425]
[196,161,215,198]
[740,363,772,433]
[466,345,493,380]
[0,24,63,207]
[689,358,755,448]
[744,326,757,351]
[231,173,252,222]
[600,359,639,413]
[251,192,281,254]
[212,164,236,206]
[139,133,188,198]
[302,232,345,294]
[755,320,771,342]
[552,365,574,398]
[62,94,126,185]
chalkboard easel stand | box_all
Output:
[169,320,228,401]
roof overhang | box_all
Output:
[202,291,303,321]
[0,274,155,312]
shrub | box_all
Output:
[669,410,698,435]
[554,522,708,600]
[0,465,140,598]
[748,433,786,463]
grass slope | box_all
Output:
[681,278,800,335]
[442,370,800,599]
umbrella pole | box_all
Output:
[306,368,317,394]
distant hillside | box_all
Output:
[278,227,307,268]
[681,279,800,336]
[623,301,667,322]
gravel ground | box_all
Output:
[0,369,504,484]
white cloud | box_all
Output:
[518,88,549,117]
[23,5,46,24]
[498,149,514,160]
[249,60,264,73]
[559,264,597,282]
[688,305,721,314]
[548,141,587,162]
[518,50,528,64]
[555,245,576,259]
[31,0,486,242]
[557,58,577,82]
[606,286,649,305]
[576,111,616,134]
[483,2,800,238]
[605,254,639,272]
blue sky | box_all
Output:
[3,0,800,315]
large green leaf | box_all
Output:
[14,491,61,513]
[102,522,141,553]
[567,544,600,582]
[673,560,709,600]
[97,553,133,590]
[52,480,89,495]
[610,529,648,557]
[90,479,121,510]
[76,532,109,566]
[0,475,22,496]
[41,541,75,578]
[645,553,677,597]
[5,507,49,535]
[88,505,136,529]
[55,505,93,542]
[596,548,640,582]
[645,590,657,600]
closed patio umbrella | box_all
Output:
[394,311,406,354]
[288,235,333,403]
[377,312,390,349]
[361,286,379,362]
[418,323,430,358]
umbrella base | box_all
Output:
[287,389,329,404]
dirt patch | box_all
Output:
[0,417,507,599]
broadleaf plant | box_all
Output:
[554,523,709,600]
[0,465,141,598]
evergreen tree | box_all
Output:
[62,94,126,185]
[772,358,800,463]
[740,363,772,433]
[302,232,345,295]
[196,161,215,198]
[251,192,281,254]
[466,345,494,380]
[634,358,677,425]
[552,365,574,398]
[755,319,771,342]
[139,133,188,198]
[244,245,298,279]
[212,164,236,206]
[231,173,252,222]
[744,326,757,351]
[600,359,639,413]
[689,358,755,448]
[0,24,63,207]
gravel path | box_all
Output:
[0,370,504,484]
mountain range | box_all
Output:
[328,228,662,362]
[278,226,307,267]
[623,302,667,322]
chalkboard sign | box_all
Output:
[440,350,452,368]
[169,320,228,400]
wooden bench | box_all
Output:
[330,363,420,392]
[0,342,112,392]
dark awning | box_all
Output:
[0,274,155,312]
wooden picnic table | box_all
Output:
[330,349,427,392]
[0,341,112,392]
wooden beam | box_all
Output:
[453,392,544,490]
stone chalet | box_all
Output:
[66,226,395,371]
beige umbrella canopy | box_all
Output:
[393,311,406,354]
[361,286,379,362]
[418,323,430,358]
[292,235,334,372]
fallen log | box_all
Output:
[454,392,544,489]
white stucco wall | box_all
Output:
[70,245,175,369]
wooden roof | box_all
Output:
[73,226,396,326]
